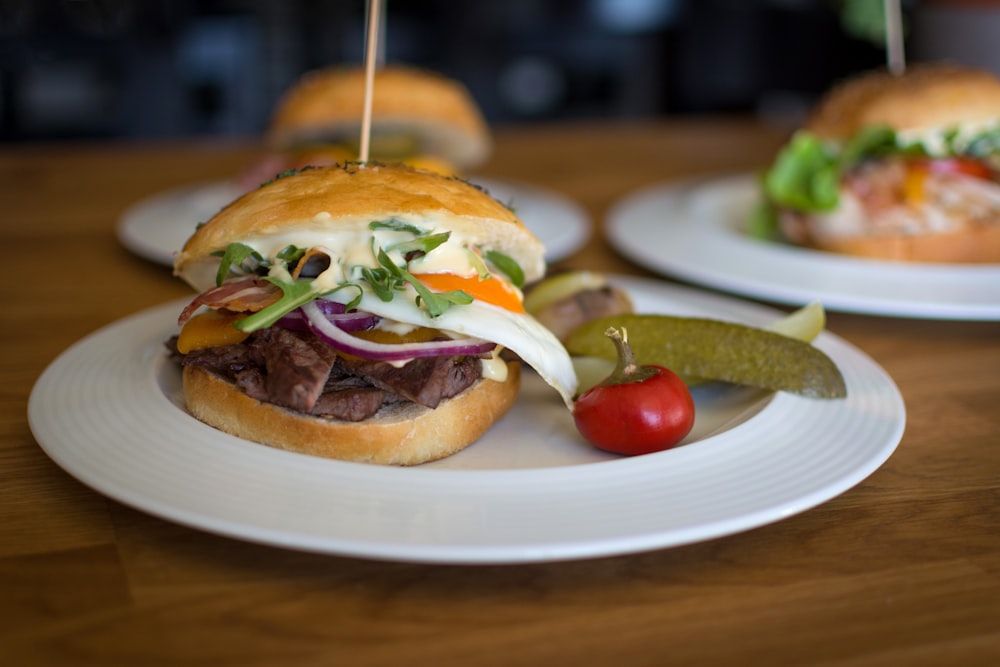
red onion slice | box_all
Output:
[301,301,495,362]
[277,306,379,333]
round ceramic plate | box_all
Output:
[606,174,1000,320]
[28,276,905,564]
[116,176,591,266]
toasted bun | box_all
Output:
[800,224,1000,264]
[805,63,1000,141]
[182,362,520,465]
[268,65,491,169]
[174,163,545,293]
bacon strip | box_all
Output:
[178,276,281,326]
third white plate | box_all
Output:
[606,174,1000,320]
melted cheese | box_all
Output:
[481,348,509,383]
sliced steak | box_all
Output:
[234,367,268,402]
[253,328,337,413]
[311,386,386,421]
[338,354,481,408]
[168,326,481,419]
[170,336,254,377]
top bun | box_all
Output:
[805,63,1000,141]
[267,65,491,169]
[174,163,544,292]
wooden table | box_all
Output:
[3,119,999,666]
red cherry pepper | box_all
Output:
[573,327,695,455]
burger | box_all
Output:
[753,63,1000,263]
[170,163,576,465]
[239,65,491,189]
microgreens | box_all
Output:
[213,242,267,286]
[385,231,451,258]
[367,247,473,318]
[217,216,526,333]
[369,218,428,236]
[484,249,525,288]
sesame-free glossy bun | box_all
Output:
[788,218,1000,264]
[182,362,520,466]
[805,63,1000,141]
[268,65,491,169]
[174,163,545,292]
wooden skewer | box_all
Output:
[884,0,905,75]
[359,0,383,163]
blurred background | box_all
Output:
[1,0,997,142]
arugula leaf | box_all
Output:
[373,247,472,318]
[276,245,307,266]
[484,250,525,288]
[214,243,267,286]
[467,249,491,280]
[369,219,428,236]
[234,277,362,333]
[414,285,474,317]
[234,277,319,332]
[386,232,451,258]
[361,264,401,302]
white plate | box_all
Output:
[606,174,1000,320]
[116,176,591,266]
[28,276,904,564]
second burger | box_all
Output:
[240,65,491,189]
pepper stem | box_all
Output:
[601,326,657,386]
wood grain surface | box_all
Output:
[3,119,998,666]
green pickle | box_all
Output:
[566,313,847,399]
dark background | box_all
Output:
[1,0,996,142]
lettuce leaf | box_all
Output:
[762,132,840,212]
[761,125,898,214]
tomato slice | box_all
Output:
[414,273,525,313]
[920,157,994,180]
[903,162,929,203]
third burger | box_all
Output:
[753,63,1000,263]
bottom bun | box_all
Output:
[182,362,520,465]
[804,224,1000,264]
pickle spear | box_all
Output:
[566,313,846,399]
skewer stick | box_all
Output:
[884,0,905,75]
[358,0,383,163]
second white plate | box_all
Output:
[117,176,591,267]
[606,174,1000,320]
